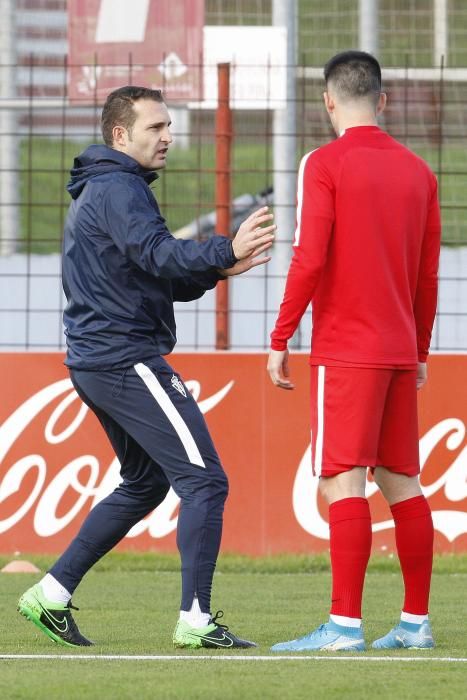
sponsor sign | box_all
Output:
[68,0,204,102]
[0,354,465,555]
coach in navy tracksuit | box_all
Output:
[18,86,274,650]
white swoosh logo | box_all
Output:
[198,633,234,648]
[39,602,68,634]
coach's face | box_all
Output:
[113,99,173,170]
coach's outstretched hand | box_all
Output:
[220,207,275,277]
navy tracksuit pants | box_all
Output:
[49,356,228,613]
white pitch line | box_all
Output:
[0,654,466,663]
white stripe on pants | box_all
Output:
[134,362,206,468]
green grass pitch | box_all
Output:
[0,553,466,700]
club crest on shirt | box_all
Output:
[171,374,187,397]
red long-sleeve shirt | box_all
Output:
[270,126,441,366]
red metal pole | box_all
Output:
[215,63,232,350]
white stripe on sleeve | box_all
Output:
[293,149,317,247]
[134,362,206,468]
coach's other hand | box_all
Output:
[220,244,272,276]
[267,349,295,390]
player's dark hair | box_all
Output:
[101,86,165,146]
[324,51,382,103]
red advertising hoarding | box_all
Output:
[0,353,465,555]
[68,0,204,102]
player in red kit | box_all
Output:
[268,51,440,651]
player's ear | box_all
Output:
[323,91,334,114]
[376,92,387,115]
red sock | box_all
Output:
[329,497,372,619]
[391,495,434,615]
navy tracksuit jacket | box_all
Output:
[62,144,237,368]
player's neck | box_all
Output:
[336,115,379,135]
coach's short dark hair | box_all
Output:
[101,86,165,146]
[324,51,382,103]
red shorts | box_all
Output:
[310,365,420,477]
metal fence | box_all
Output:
[1,14,467,351]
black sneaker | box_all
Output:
[173,610,257,649]
[18,583,94,647]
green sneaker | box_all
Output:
[173,611,257,649]
[17,583,93,648]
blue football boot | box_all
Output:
[372,619,434,649]
[271,619,366,652]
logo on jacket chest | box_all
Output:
[171,374,187,397]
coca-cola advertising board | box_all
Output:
[68,0,204,102]
[0,353,465,555]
